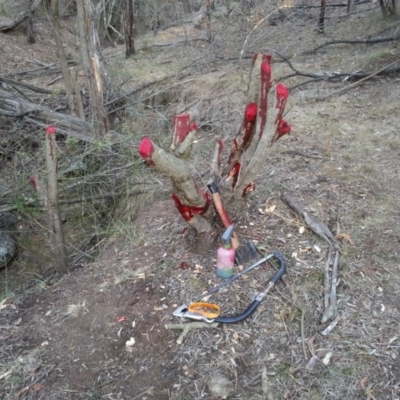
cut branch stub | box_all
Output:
[235,54,292,196]
[258,59,272,138]
[138,136,212,234]
[224,102,257,188]
[172,114,198,145]
[270,83,291,145]
[171,113,199,159]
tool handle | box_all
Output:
[212,251,287,324]
[271,250,286,283]
[214,299,261,323]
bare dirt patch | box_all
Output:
[1,2,400,400]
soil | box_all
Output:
[1,2,400,400]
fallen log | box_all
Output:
[0,88,94,141]
[0,12,29,32]
[0,0,42,33]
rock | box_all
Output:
[22,356,42,375]
[0,231,17,268]
[0,212,17,268]
[0,211,16,230]
[62,160,88,177]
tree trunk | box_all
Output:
[379,0,396,16]
[76,0,110,138]
[51,0,77,116]
[318,0,326,34]
[44,127,69,274]
[124,0,135,58]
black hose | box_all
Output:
[212,250,287,324]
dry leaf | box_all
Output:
[388,336,397,346]
[308,335,316,357]
[322,352,332,365]
[0,298,9,310]
[265,205,276,213]
[359,376,368,390]
[305,355,318,371]
[0,368,13,380]
[335,232,355,245]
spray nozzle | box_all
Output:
[221,225,234,248]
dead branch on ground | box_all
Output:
[322,58,400,98]
[273,51,400,90]
[0,76,63,95]
[321,251,340,324]
[304,33,400,55]
[280,193,338,249]
[0,88,94,141]
[165,322,219,344]
[0,0,42,35]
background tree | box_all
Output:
[379,0,396,16]
[124,0,135,58]
[76,0,109,138]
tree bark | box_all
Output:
[44,127,69,274]
[51,0,77,116]
[76,0,109,138]
[379,0,396,16]
[0,0,42,33]
[124,0,135,58]
[318,0,326,34]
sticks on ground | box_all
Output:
[273,51,400,91]
[165,322,219,344]
[304,33,400,55]
[321,248,340,323]
[280,194,342,324]
[280,193,338,249]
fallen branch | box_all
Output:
[280,193,339,249]
[304,34,400,54]
[0,190,149,213]
[165,322,219,344]
[322,58,400,98]
[274,51,400,90]
[0,76,62,95]
[0,0,42,32]
[106,59,200,108]
[321,249,340,323]
[0,12,29,32]
[13,364,57,400]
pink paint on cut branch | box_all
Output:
[277,120,291,136]
[261,62,271,79]
[276,83,289,99]
[240,103,258,150]
[228,162,241,189]
[172,114,191,146]
[245,102,257,123]
[138,137,155,165]
[276,83,289,108]
[46,126,56,136]
[242,182,255,198]
[271,83,292,146]
[171,191,210,222]
[258,60,272,138]
[29,176,37,191]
